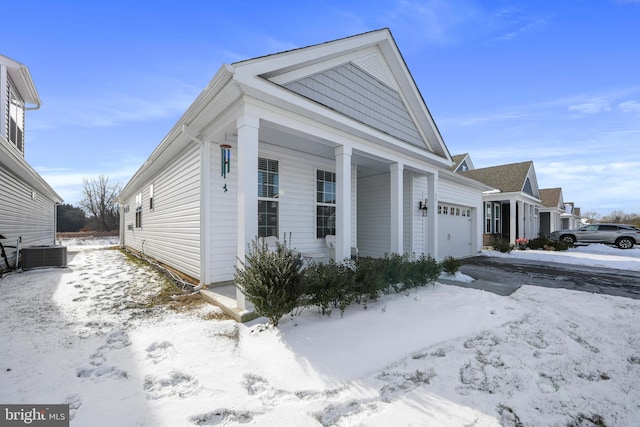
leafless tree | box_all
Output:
[581,211,600,223]
[80,175,121,231]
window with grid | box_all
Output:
[316,170,336,238]
[258,158,279,238]
[485,203,492,233]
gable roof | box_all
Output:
[539,187,563,208]
[459,161,535,193]
[449,153,474,172]
[0,54,41,108]
[122,29,455,197]
[231,28,451,160]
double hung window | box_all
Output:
[258,158,279,238]
[316,170,336,238]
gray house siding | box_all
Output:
[285,63,425,148]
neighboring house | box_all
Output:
[119,29,489,314]
[538,187,581,236]
[561,202,582,229]
[539,188,565,237]
[0,54,63,268]
[454,156,543,245]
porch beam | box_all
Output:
[236,113,260,310]
[335,145,352,261]
[510,199,517,245]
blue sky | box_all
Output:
[7,0,640,216]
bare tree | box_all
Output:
[581,211,600,223]
[80,175,121,231]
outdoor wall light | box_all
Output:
[419,200,428,216]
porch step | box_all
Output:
[200,289,260,323]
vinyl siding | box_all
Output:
[412,175,429,256]
[209,142,357,283]
[122,143,201,280]
[284,63,425,149]
[209,139,238,283]
[0,166,56,262]
[357,173,391,258]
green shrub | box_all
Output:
[302,260,356,316]
[528,236,570,251]
[234,238,303,327]
[404,253,442,288]
[440,255,462,275]
[528,236,551,250]
[550,239,571,251]
[493,238,514,253]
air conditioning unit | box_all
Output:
[21,246,68,270]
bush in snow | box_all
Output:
[492,237,514,253]
[440,255,462,275]
[234,238,303,327]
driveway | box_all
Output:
[460,255,640,300]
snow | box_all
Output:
[1,240,640,426]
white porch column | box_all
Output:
[335,145,352,261]
[516,201,524,242]
[427,172,438,259]
[509,199,517,245]
[390,163,404,254]
[236,114,259,310]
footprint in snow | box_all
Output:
[143,371,199,400]
[76,365,129,380]
[145,341,173,364]
[189,409,254,426]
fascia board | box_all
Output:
[231,30,389,79]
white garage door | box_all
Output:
[438,204,473,258]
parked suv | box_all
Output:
[549,223,640,249]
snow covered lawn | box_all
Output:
[1,241,639,426]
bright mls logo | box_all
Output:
[0,405,69,426]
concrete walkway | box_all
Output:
[437,278,521,296]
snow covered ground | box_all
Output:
[1,240,639,426]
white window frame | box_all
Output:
[316,169,336,239]
[258,157,279,238]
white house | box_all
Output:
[119,29,489,315]
[1,54,63,272]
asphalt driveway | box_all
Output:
[459,255,640,300]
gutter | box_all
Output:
[181,124,207,292]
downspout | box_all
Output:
[181,124,208,292]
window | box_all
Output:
[258,158,279,237]
[316,169,336,238]
[485,203,492,233]
[494,204,501,234]
[149,184,154,210]
[443,206,449,215]
[135,193,142,228]
[455,207,460,216]
[438,205,442,215]
[8,81,25,153]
